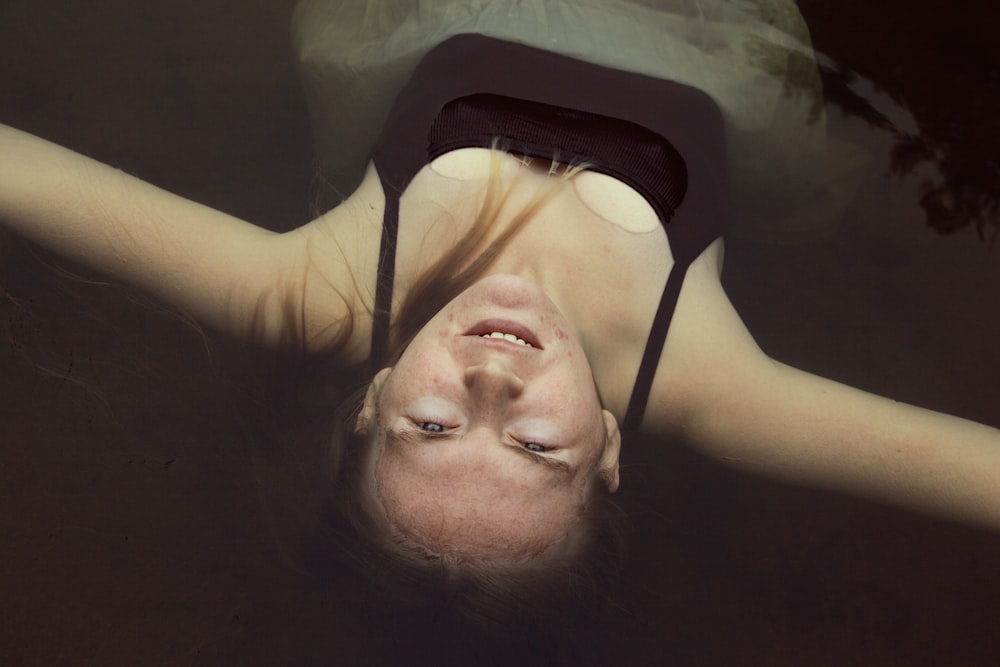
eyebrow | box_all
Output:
[386,428,572,475]
[507,444,572,475]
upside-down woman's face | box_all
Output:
[359,274,621,562]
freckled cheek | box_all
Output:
[541,376,598,423]
[538,316,567,340]
[535,382,579,417]
[428,363,456,390]
[389,360,450,402]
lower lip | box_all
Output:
[466,319,542,349]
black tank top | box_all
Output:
[369,34,728,431]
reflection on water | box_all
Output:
[820,62,998,240]
[1,0,1000,665]
[801,0,1000,241]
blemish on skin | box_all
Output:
[554,328,566,340]
[448,314,455,322]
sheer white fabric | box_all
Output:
[293,0,865,240]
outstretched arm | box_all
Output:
[689,352,1000,531]
[0,124,353,348]
[644,256,1000,533]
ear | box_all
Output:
[355,367,392,435]
[598,410,622,493]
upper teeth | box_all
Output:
[480,331,531,347]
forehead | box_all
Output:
[374,431,583,559]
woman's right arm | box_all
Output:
[0,124,357,350]
[641,255,1000,533]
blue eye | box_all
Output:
[524,442,549,453]
[418,422,445,433]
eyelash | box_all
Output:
[416,422,551,453]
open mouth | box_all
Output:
[466,319,542,349]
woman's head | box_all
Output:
[356,274,621,563]
[293,151,629,644]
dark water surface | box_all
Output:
[2,1,999,664]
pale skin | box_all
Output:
[2,125,1000,558]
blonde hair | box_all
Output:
[386,147,588,362]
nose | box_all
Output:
[464,359,525,399]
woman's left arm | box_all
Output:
[643,257,1000,532]
[0,124,330,346]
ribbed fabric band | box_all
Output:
[428,93,687,223]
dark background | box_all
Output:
[2,1,999,664]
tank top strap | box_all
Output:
[622,259,690,432]
[370,178,400,373]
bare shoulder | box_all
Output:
[637,238,764,436]
[276,162,385,362]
